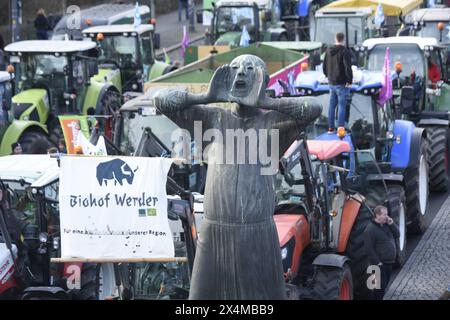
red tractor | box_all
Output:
[275,137,377,299]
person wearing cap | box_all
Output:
[11,142,22,155]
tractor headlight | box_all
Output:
[53,237,60,250]
[39,232,48,243]
[281,247,288,260]
[132,83,138,90]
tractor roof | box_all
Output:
[0,155,59,188]
[363,36,439,50]
[316,7,373,17]
[82,24,154,35]
[322,0,422,16]
[406,8,450,22]
[216,0,269,8]
[261,41,323,52]
[0,72,11,83]
[4,40,96,54]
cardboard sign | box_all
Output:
[59,156,174,259]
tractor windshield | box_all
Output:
[216,6,256,35]
[98,34,138,68]
[306,92,375,149]
[17,54,68,90]
[315,17,364,46]
[417,23,443,40]
[367,44,425,79]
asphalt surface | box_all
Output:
[389,183,450,285]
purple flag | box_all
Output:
[180,26,189,59]
[378,47,392,106]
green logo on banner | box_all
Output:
[147,208,157,216]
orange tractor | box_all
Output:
[274,137,377,300]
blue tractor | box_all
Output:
[294,68,429,298]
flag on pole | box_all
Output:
[180,25,189,59]
[428,0,436,8]
[240,25,251,47]
[134,2,142,29]
[374,3,385,28]
[378,47,392,106]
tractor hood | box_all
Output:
[11,89,49,123]
[92,68,122,94]
[295,69,396,93]
[215,32,242,47]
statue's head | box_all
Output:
[228,54,269,107]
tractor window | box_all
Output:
[417,23,443,40]
[18,54,68,86]
[367,44,425,79]
[216,7,256,35]
[315,17,364,46]
[348,93,375,150]
[0,81,12,123]
[72,60,86,85]
[140,33,155,65]
[99,35,138,67]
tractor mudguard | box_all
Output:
[21,286,69,300]
[336,194,363,253]
[312,253,350,268]
[149,60,172,81]
[94,84,120,115]
[12,88,49,124]
[91,68,122,94]
[418,118,449,127]
[83,80,104,115]
[408,127,427,168]
[391,120,424,170]
[0,120,48,155]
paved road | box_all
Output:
[387,183,450,295]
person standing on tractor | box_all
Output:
[34,9,50,40]
[364,205,400,300]
[323,32,353,134]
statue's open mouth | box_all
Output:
[234,80,246,90]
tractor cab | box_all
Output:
[400,8,450,47]
[5,41,100,118]
[83,25,170,93]
[198,0,289,46]
[361,37,450,114]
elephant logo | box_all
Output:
[96,159,138,186]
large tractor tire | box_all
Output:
[344,202,372,300]
[312,263,353,300]
[404,141,429,234]
[98,89,121,142]
[365,184,407,267]
[424,126,449,192]
[19,131,53,154]
[79,263,116,300]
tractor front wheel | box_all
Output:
[19,131,53,154]
[98,89,121,142]
[312,263,353,300]
[404,141,429,234]
[425,126,449,192]
[79,263,116,300]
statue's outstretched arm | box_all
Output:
[260,96,322,129]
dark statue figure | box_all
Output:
[154,55,322,299]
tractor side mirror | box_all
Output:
[153,33,161,50]
[399,86,416,114]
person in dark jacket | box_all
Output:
[323,32,353,133]
[34,8,50,40]
[364,205,400,300]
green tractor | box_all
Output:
[82,24,174,94]
[361,36,450,192]
[0,40,121,155]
